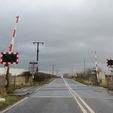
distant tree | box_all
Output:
[63,73,69,78]
[20,71,32,77]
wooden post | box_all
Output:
[5,66,10,91]
[14,75,16,89]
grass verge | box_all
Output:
[75,79,90,85]
[0,95,23,111]
[75,78,113,90]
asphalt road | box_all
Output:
[3,78,113,113]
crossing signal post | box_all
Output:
[0,16,20,90]
[0,52,19,88]
[106,59,113,90]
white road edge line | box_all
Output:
[63,78,95,113]
[1,85,44,113]
[1,97,28,113]
[1,79,56,113]
[45,79,56,87]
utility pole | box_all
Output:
[94,51,99,85]
[33,42,44,72]
[71,66,74,76]
[56,70,59,76]
[84,60,85,76]
[52,64,55,75]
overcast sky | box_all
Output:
[0,0,113,74]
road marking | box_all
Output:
[45,79,56,87]
[32,79,56,93]
[63,79,87,113]
[32,96,72,98]
[1,97,28,113]
[77,97,113,99]
[63,79,95,113]
[1,79,56,113]
[1,86,43,113]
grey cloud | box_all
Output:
[0,0,113,73]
